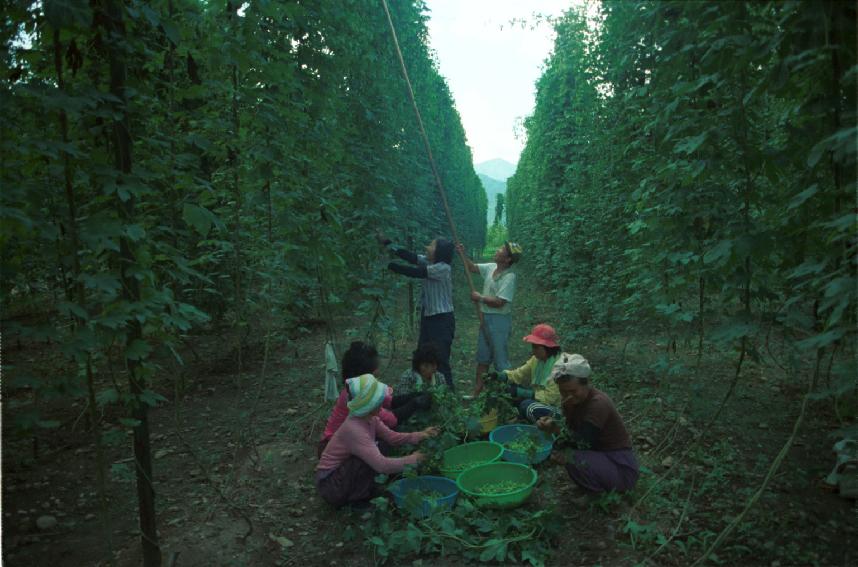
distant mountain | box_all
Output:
[475,158,517,181]
[478,173,507,226]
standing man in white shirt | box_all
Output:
[456,241,522,396]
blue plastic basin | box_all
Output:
[489,424,554,464]
[388,475,458,518]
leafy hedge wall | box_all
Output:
[508,1,855,389]
[1,2,486,557]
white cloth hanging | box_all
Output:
[324,341,339,401]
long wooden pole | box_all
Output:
[380,0,492,350]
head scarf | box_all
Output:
[346,374,387,417]
[549,353,592,381]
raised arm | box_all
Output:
[391,247,421,265]
[388,261,428,279]
[378,234,422,265]
[455,242,479,273]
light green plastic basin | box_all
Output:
[439,441,504,480]
[455,462,538,509]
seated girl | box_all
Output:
[489,323,563,423]
[316,374,439,508]
[536,355,639,495]
[318,341,431,456]
[397,342,446,395]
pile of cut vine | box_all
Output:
[503,435,541,454]
[410,489,444,502]
[472,480,529,495]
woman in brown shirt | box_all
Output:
[536,353,639,493]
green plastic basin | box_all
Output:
[440,441,504,480]
[456,462,538,509]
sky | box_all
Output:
[424,0,577,165]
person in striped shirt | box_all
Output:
[379,235,456,389]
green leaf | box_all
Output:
[124,224,146,241]
[80,273,122,295]
[95,312,131,330]
[58,300,89,321]
[711,322,756,343]
[480,541,501,562]
[807,138,829,168]
[187,133,211,150]
[825,297,850,328]
[44,0,92,28]
[821,213,856,232]
[139,389,168,407]
[674,132,708,155]
[521,548,542,566]
[119,417,142,428]
[823,277,854,299]
[126,339,152,361]
[628,219,646,235]
[787,184,818,210]
[703,240,732,265]
[656,303,680,316]
[788,260,827,279]
[182,204,214,237]
[162,21,181,46]
[796,329,845,351]
[177,302,210,324]
[96,388,120,407]
[140,4,160,27]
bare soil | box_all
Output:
[3,289,856,566]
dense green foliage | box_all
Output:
[1,0,485,561]
[353,495,559,566]
[3,1,855,565]
[2,0,485,425]
[508,1,856,394]
[406,377,514,472]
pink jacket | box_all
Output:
[321,387,396,442]
[316,415,423,474]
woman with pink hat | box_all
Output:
[488,323,565,423]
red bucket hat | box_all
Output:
[522,324,559,348]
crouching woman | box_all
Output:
[536,356,639,494]
[316,374,440,508]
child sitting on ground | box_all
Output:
[397,342,447,395]
[318,341,431,456]
[316,374,440,508]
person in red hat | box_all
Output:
[487,323,564,423]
